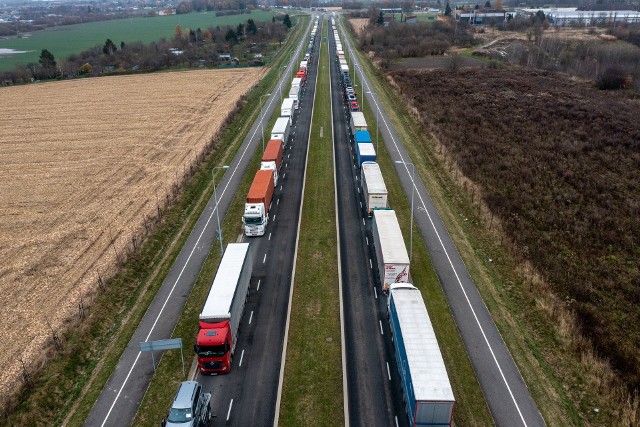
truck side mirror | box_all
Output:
[193,344,197,353]
[161,418,166,427]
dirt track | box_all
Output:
[0,68,263,400]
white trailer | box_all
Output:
[372,209,410,292]
[288,86,300,109]
[199,243,253,357]
[388,284,455,426]
[281,98,295,123]
[361,162,388,216]
[271,117,291,146]
[350,111,367,132]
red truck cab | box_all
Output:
[195,320,232,374]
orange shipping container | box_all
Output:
[247,169,275,207]
[262,140,284,171]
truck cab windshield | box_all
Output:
[167,407,193,423]
[243,216,263,225]
[196,344,226,357]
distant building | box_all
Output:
[456,8,506,24]
[158,8,176,16]
[517,8,640,25]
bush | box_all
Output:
[597,65,627,90]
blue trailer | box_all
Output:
[356,143,376,166]
[354,130,372,144]
[388,284,455,427]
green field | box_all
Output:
[0,10,275,70]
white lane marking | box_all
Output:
[359,201,362,208]
[341,22,530,426]
[366,237,369,245]
[249,311,254,324]
[280,185,283,191]
[263,254,267,264]
[369,259,372,269]
[362,218,365,226]
[100,24,309,426]
[269,232,272,241]
[357,187,360,193]
[283,173,286,179]
[277,198,280,205]
[395,416,399,427]
[269,202,272,210]
[239,349,245,366]
[273,214,277,222]
[374,287,378,299]
[379,320,384,335]
[386,362,391,380]
[257,279,261,291]
[288,154,291,159]
[227,399,233,421]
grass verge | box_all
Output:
[278,18,344,426]
[339,15,586,425]
[1,16,309,427]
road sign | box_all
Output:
[140,338,185,376]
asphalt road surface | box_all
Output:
[84,17,316,427]
[197,17,322,427]
[328,23,408,427]
[337,19,546,427]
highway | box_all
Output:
[198,17,322,427]
[328,23,407,427]
[336,18,546,427]
[84,17,316,427]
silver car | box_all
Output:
[163,381,211,427]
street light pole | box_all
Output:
[212,165,230,256]
[260,93,271,153]
[366,91,379,154]
[395,161,415,261]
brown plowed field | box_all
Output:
[0,68,263,400]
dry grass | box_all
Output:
[0,68,263,402]
[348,18,369,38]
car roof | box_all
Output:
[173,381,198,409]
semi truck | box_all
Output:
[195,243,253,374]
[372,209,410,292]
[350,112,367,133]
[243,170,275,236]
[261,139,284,185]
[356,142,376,166]
[271,117,291,146]
[281,98,295,122]
[388,284,455,427]
[361,161,388,216]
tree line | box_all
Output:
[0,15,293,85]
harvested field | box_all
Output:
[390,67,640,405]
[0,67,263,401]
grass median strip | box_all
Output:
[278,19,344,426]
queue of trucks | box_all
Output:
[330,19,455,427]
[165,16,323,423]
